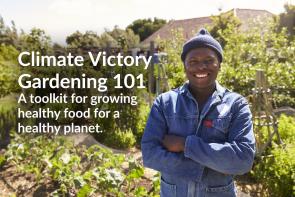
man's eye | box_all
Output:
[190,60,198,64]
[204,59,214,65]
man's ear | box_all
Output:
[183,62,187,71]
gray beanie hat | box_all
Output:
[181,28,223,62]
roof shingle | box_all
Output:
[141,8,273,46]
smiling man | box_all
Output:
[141,28,255,197]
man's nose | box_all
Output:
[196,62,207,70]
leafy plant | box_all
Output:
[277,114,295,142]
[252,143,295,197]
[0,154,6,168]
[251,115,295,197]
[3,132,157,196]
[103,128,136,149]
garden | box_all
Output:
[0,6,294,197]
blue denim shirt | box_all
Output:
[141,81,255,197]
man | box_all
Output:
[141,28,255,197]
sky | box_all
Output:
[0,0,294,44]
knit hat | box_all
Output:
[181,28,223,62]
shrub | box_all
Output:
[277,114,295,142]
[103,128,136,149]
[0,44,20,97]
[135,101,150,143]
[252,144,295,197]
[252,115,295,197]
[0,154,6,168]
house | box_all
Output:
[140,8,274,46]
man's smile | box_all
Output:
[193,73,209,78]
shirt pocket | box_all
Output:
[160,177,177,197]
[165,114,197,137]
[202,116,231,142]
[204,181,236,197]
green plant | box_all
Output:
[135,101,150,142]
[103,128,136,149]
[252,143,295,197]
[0,44,20,97]
[277,114,295,142]
[157,29,186,89]
[0,154,6,168]
[251,115,295,197]
[3,132,158,196]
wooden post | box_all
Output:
[148,41,155,94]
[106,42,111,57]
[147,41,156,107]
[252,69,283,156]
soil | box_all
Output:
[0,162,57,197]
[0,134,265,197]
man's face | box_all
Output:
[184,47,220,90]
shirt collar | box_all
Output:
[179,80,226,99]
[215,81,226,98]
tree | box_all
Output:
[52,43,66,55]
[276,4,295,37]
[99,31,118,48]
[66,28,139,49]
[208,11,241,47]
[107,26,139,49]
[66,30,100,48]
[0,16,18,46]
[0,44,20,97]
[127,17,166,41]
[18,28,52,54]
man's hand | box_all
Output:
[162,134,186,152]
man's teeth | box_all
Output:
[194,74,208,78]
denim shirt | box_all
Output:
[141,81,255,197]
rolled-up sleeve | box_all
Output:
[184,97,256,175]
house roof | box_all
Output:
[141,8,274,46]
